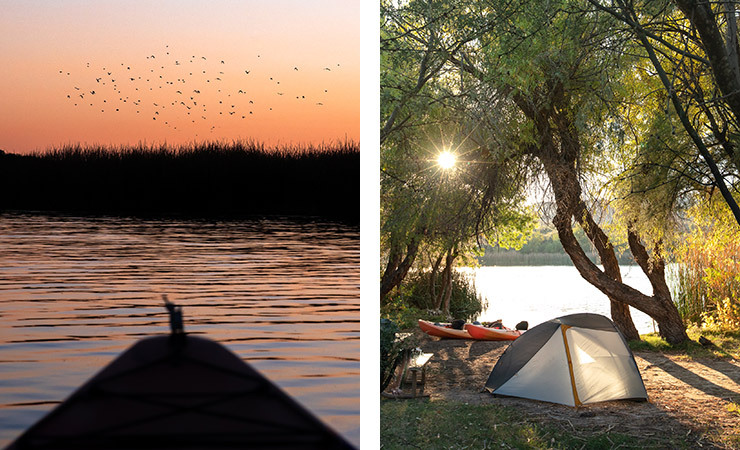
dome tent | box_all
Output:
[485,313,648,407]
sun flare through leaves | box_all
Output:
[437,150,456,169]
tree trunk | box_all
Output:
[551,204,688,343]
[575,200,640,341]
[511,82,690,344]
[380,237,421,301]
[544,100,639,340]
[429,254,442,308]
[441,249,456,314]
[433,248,455,312]
[432,255,446,311]
[673,0,740,123]
[626,227,688,340]
[542,154,688,343]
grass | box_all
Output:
[629,327,740,360]
[381,399,557,449]
[0,140,359,222]
[382,331,740,449]
[380,399,676,449]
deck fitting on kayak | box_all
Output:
[163,294,184,335]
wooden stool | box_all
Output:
[403,352,433,398]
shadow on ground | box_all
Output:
[401,332,740,448]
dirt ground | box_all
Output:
[394,332,740,449]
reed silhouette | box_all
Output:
[0,141,358,222]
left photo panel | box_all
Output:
[0,1,359,448]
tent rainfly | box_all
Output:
[485,313,648,407]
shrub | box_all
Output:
[380,296,448,330]
[381,269,486,328]
[671,197,740,330]
[380,318,418,392]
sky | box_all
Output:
[0,0,359,154]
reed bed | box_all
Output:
[0,140,358,222]
[672,240,740,329]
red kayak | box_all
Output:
[418,320,472,339]
[464,323,521,341]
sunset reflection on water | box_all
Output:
[0,213,359,446]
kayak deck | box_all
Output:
[465,323,521,341]
[7,334,353,449]
[418,320,522,341]
[418,320,472,339]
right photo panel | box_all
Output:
[379,0,740,448]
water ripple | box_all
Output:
[0,213,359,447]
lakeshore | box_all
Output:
[381,330,740,449]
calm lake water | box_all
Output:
[467,265,657,335]
[0,213,359,447]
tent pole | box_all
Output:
[561,325,582,407]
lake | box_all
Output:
[0,213,359,447]
[466,265,658,335]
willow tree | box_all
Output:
[380,116,533,308]
[381,0,691,342]
[587,0,740,225]
[380,0,533,306]
[380,0,445,299]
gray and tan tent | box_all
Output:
[485,313,647,407]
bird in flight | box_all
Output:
[61,46,341,133]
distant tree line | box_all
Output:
[478,228,635,266]
[0,141,359,223]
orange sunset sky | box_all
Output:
[0,1,359,154]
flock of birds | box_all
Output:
[60,45,340,133]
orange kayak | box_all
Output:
[418,319,472,339]
[464,323,521,341]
